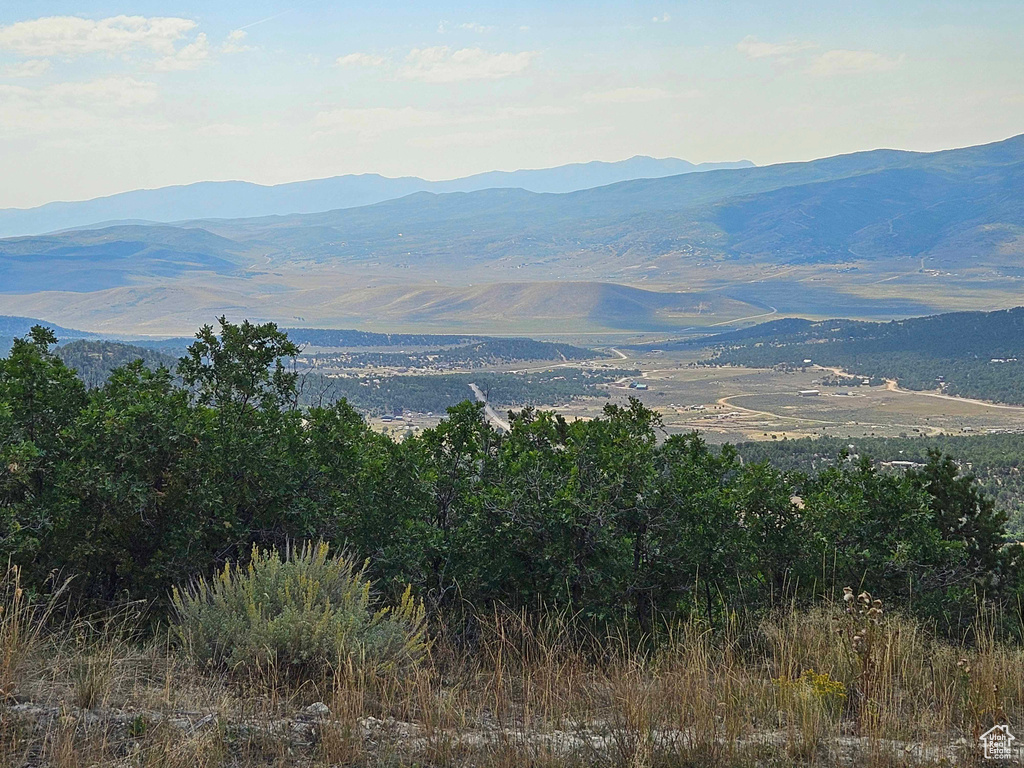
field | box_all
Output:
[451,346,1024,444]
[3,253,1024,338]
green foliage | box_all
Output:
[178,316,300,410]
[300,368,631,415]
[0,326,87,570]
[311,337,605,369]
[737,434,1024,540]
[56,340,178,389]
[1,319,1020,639]
[171,542,426,676]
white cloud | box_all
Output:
[0,76,160,135]
[459,22,495,33]
[809,49,903,76]
[154,33,210,71]
[37,77,158,107]
[652,13,671,23]
[737,35,817,60]
[399,46,536,82]
[221,29,254,54]
[494,105,574,119]
[336,52,387,68]
[581,86,693,104]
[0,15,196,57]
[1,59,50,77]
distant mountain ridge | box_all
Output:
[2,134,1023,334]
[0,315,95,340]
[0,156,754,238]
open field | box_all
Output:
[456,350,1024,444]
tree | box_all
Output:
[0,327,86,571]
[178,316,299,411]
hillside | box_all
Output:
[0,225,247,292]
[56,340,179,389]
[0,156,752,238]
[0,315,96,356]
[696,306,1024,404]
[186,133,1023,265]
[1,134,1022,332]
[0,315,95,340]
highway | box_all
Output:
[468,382,511,431]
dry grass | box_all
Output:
[1,567,1021,767]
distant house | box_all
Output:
[881,460,924,470]
[798,389,820,397]
[635,383,649,391]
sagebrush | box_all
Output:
[171,542,427,677]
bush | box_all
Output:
[170,542,427,677]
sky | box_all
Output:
[0,1,1022,208]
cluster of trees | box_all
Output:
[298,368,631,415]
[700,308,1024,404]
[738,434,1024,540]
[1,320,1021,637]
[56,340,178,389]
[311,337,603,370]
[284,328,484,348]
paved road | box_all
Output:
[468,383,511,431]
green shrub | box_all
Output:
[170,542,427,676]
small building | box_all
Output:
[799,389,820,397]
[635,383,649,391]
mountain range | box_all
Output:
[0,134,1021,335]
[0,156,753,239]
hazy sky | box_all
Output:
[1,1,1022,208]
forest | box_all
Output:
[297,368,630,414]
[698,307,1024,403]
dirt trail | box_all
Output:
[710,392,945,436]
[884,378,1024,412]
[815,365,1024,413]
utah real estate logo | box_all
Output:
[979,724,1015,760]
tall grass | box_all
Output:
[0,563,68,702]
[1,576,1020,766]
